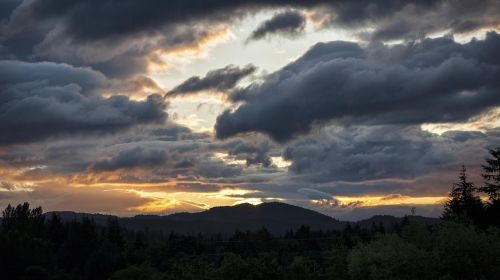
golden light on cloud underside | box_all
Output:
[311,194,447,208]
[212,152,247,165]
[168,93,229,133]
[422,107,500,135]
[147,26,233,74]
[211,153,292,169]
[0,155,455,215]
[271,156,292,168]
[452,24,500,43]
[128,191,446,214]
[2,166,453,215]
[124,188,259,213]
[129,198,182,212]
[3,161,449,214]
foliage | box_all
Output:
[1,149,500,279]
[2,202,44,235]
[0,202,498,280]
[442,165,485,226]
[480,146,500,201]
[434,222,500,280]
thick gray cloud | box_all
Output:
[84,130,243,179]
[284,125,500,183]
[1,0,500,218]
[297,188,333,200]
[219,138,274,167]
[166,64,256,97]
[0,61,167,145]
[366,1,500,41]
[150,126,208,142]
[12,0,496,42]
[0,119,250,183]
[1,1,498,78]
[91,146,167,171]
[216,32,500,141]
[0,0,21,22]
[309,0,500,42]
[196,160,242,179]
[247,10,306,41]
[0,60,109,95]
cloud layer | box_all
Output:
[216,32,500,141]
[247,10,306,41]
[2,1,498,78]
[0,60,167,145]
[0,0,499,219]
[166,64,256,97]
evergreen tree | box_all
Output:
[1,202,44,235]
[479,146,500,201]
[442,165,484,225]
[480,146,500,227]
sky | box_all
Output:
[1,0,500,220]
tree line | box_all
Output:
[442,146,500,228]
[0,147,499,280]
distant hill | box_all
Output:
[46,202,439,235]
[355,215,439,230]
[44,211,116,224]
[121,202,347,234]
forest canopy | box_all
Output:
[1,147,500,280]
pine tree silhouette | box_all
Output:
[479,146,500,201]
[442,165,484,225]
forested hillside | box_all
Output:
[1,147,499,280]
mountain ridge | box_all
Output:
[45,202,439,235]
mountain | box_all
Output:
[355,215,439,230]
[46,202,439,235]
[120,202,347,235]
[44,211,116,224]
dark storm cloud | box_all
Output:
[102,141,245,180]
[1,0,300,77]
[215,32,500,141]
[1,0,253,77]
[220,125,500,202]
[283,125,500,183]
[0,60,109,95]
[0,61,167,145]
[284,126,439,182]
[91,146,167,171]
[247,10,306,42]
[150,126,208,141]
[369,1,500,41]
[0,122,206,177]
[166,65,256,97]
[0,119,249,182]
[309,0,500,41]
[220,138,274,167]
[0,0,21,22]
[14,0,318,41]
[297,188,332,200]
[1,0,500,216]
[16,0,496,42]
[1,1,497,78]
[196,161,242,179]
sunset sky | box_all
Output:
[1,0,499,220]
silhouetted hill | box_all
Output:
[44,211,116,224]
[354,215,439,230]
[46,202,439,235]
[120,202,346,234]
